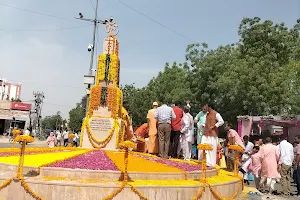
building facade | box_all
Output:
[0,79,22,101]
[0,101,31,135]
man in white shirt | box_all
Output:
[241,135,254,185]
[24,128,30,136]
[278,134,294,195]
[63,130,69,147]
[56,130,62,146]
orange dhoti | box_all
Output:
[148,134,158,153]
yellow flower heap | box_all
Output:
[81,35,130,149]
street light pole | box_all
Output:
[76,1,119,115]
[76,0,103,115]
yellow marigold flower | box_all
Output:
[197,144,213,151]
[12,129,21,135]
[228,144,244,152]
[119,140,137,150]
[0,150,88,167]
[68,134,75,139]
[15,135,34,143]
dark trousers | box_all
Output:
[295,167,300,194]
[158,123,171,158]
[64,139,68,147]
[169,130,181,158]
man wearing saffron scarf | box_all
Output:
[201,103,224,167]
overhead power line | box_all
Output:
[0,25,92,32]
[115,0,198,43]
[88,0,96,11]
[8,80,82,89]
[0,3,77,22]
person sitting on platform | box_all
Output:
[133,123,149,153]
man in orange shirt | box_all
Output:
[169,101,184,158]
[135,123,149,138]
[134,123,149,153]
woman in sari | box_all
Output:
[47,132,57,148]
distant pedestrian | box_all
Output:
[47,132,57,148]
[63,130,69,147]
[56,130,63,146]
[278,134,294,196]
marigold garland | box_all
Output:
[20,177,43,200]
[128,184,148,200]
[88,85,102,116]
[197,144,213,151]
[119,140,137,150]
[0,178,12,190]
[116,120,125,148]
[79,120,85,147]
[103,148,149,200]
[102,183,126,200]
[68,134,75,139]
[192,185,205,200]
[108,54,120,84]
[106,86,122,118]
[208,181,242,200]
[15,135,34,143]
[106,85,114,111]
[96,54,106,83]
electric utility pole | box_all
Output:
[75,0,108,114]
[32,91,45,138]
[76,1,118,115]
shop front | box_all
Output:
[0,101,12,135]
[0,101,31,135]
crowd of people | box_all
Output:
[46,130,80,148]
[133,101,299,196]
[133,101,224,164]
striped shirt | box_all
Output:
[154,104,176,124]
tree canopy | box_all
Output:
[68,96,86,132]
[41,111,66,131]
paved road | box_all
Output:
[0,143,47,148]
[239,179,298,200]
[0,137,47,148]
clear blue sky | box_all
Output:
[0,0,299,118]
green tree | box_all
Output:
[68,96,87,132]
[41,111,63,130]
[185,17,300,126]
[122,62,193,127]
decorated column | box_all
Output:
[15,135,34,179]
[80,19,133,149]
[228,145,244,177]
[197,144,213,183]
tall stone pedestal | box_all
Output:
[82,107,120,149]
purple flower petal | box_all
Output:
[47,150,118,171]
[133,154,211,172]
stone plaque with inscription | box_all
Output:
[82,107,121,149]
[90,118,112,132]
